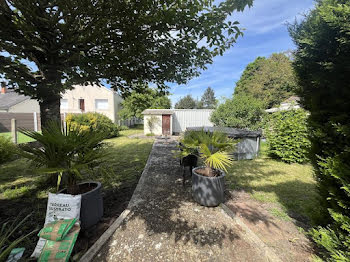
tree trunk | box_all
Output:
[39,96,61,130]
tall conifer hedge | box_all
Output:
[289,0,350,260]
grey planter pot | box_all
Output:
[59,181,103,229]
[192,167,225,207]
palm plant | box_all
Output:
[179,130,237,177]
[20,121,107,195]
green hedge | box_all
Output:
[266,109,310,163]
[0,136,17,164]
[66,113,119,138]
[289,0,350,260]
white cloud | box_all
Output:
[231,0,314,35]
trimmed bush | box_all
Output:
[0,136,17,164]
[66,113,119,138]
[266,109,310,163]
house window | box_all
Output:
[95,99,108,110]
[61,99,68,109]
[79,99,85,112]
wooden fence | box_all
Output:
[0,112,143,133]
[0,112,41,132]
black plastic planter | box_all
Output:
[192,167,225,207]
[59,181,103,229]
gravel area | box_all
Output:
[94,139,277,262]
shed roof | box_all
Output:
[186,126,262,138]
[0,90,30,110]
[142,109,175,115]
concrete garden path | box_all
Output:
[90,138,281,262]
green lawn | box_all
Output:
[119,124,144,137]
[226,141,323,226]
[0,125,153,257]
[0,132,36,144]
[0,124,144,144]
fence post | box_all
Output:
[33,112,38,132]
[63,112,67,132]
[11,118,17,144]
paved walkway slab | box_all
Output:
[93,139,278,262]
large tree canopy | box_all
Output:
[289,0,350,260]
[0,0,253,128]
[119,88,171,119]
[234,53,297,108]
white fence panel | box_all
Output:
[173,109,214,133]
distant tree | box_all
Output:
[289,0,350,260]
[151,96,171,109]
[196,100,204,109]
[234,53,297,108]
[119,88,170,119]
[175,95,197,109]
[200,87,217,109]
[0,0,252,129]
[210,94,265,130]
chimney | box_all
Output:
[1,82,6,94]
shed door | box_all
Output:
[162,115,171,135]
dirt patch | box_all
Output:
[0,175,140,261]
[59,183,97,195]
[225,190,316,262]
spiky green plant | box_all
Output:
[179,130,237,176]
[0,213,38,262]
[19,122,108,194]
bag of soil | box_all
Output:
[38,218,77,241]
[31,193,81,258]
[38,223,80,262]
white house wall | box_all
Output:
[173,109,214,133]
[144,115,163,135]
[113,93,124,123]
[61,85,122,123]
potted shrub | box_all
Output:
[20,122,107,229]
[179,129,237,207]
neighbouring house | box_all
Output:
[142,109,214,136]
[60,84,123,123]
[0,82,40,113]
[265,96,301,113]
[0,83,123,123]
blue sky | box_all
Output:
[168,0,315,107]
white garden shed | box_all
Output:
[142,109,214,136]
